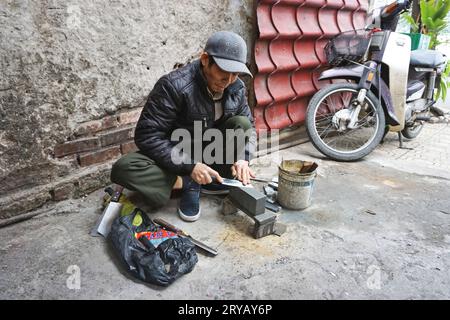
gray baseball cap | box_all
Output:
[205,31,252,77]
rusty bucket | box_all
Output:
[277,159,318,210]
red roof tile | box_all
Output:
[253,0,368,131]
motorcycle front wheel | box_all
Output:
[306,83,386,161]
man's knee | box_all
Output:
[110,152,142,185]
[111,155,127,173]
[111,158,127,185]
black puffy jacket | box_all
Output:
[134,59,254,176]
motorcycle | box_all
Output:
[305,0,447,161]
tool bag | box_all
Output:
[109,208,198,286]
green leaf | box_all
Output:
[425,0,435,18]
[434,0,450,20]
[426,16,436,29]
[436,77,446,101]
[434,18,446,28]
[437,62,450,101]
[444,62,450,77]
[402,13,419,32]
[441,81,447,101]
[420,0,430,21]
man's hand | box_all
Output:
[191,163,223,185]
[231,160,255,185]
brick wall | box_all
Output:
[0,0,255,227]
[0,109,141,227]
[53,109,140,166]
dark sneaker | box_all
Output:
[201,182,230,195]
[178,176,201,222]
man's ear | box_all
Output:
[200,52,209,68]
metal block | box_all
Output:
[264,185,278,205]
[265,200,281,213]
[252,211,277,239]
[229,187,266,216]
[264,185,275,196]
[222,196,238,216]
[273,222,287,236]
[252,211,277,225]
[253,220,276,239]
[268,182,278,191]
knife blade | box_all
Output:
[153,218,218,256]
[90,186,124,237]
[221,178,246,187]
[213,177,259,188]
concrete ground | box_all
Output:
[1,120,450,300]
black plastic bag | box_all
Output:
[109,209,198,286]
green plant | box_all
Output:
[402,0,450,101]
[436,61,450,101]
[402,12,420,33]
[403,0,450,48]
[420,0,450,48]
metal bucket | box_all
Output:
[277,160,317,210]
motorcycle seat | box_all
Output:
[410,50,446,68]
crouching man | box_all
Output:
[111,31,256,222]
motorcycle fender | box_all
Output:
[319,66,400,126]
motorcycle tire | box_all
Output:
[401,123,424,139]
[306,83,386,161]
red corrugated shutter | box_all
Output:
[254,0,368,131]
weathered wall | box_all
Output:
[0,0,255,224]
